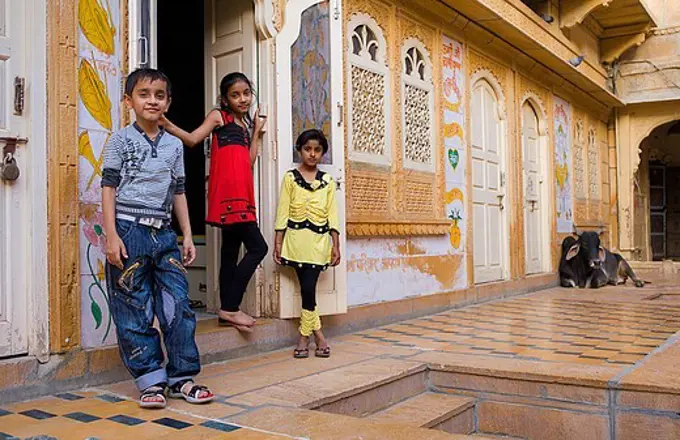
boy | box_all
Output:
[102,68,213,408]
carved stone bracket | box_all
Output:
[347,221,450,237]
[561,0,613,29]
[600,24,650,64]
[254,0,279,38]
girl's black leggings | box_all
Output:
[295,266,322,311]
[219,222,268,312]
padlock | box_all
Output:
[1,153,20,181]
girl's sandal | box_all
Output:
[139,385,167,409]
[293,347,309,358]
[315,346,331,358]
[168,380,215,404]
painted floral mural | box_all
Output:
[442,35,467,290]
[554,95,573,233]
[290,1,332,164]
[77,0,122,347]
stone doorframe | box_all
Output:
[615,101,680,261]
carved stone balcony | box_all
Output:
[561,0,658,63]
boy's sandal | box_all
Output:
[315,346,331,358]
[168,380,215,404]
[139,385,167,409]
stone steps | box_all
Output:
[368,391,476,433]
[232,406,478,439]
[471,435,526,440]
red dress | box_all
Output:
[206,111,257,226]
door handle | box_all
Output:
[497,194,504,210]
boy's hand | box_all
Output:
[331,245,341,267]
[254,109,266,137]
[106,234,128,269]
[183,236,196,266]
[273,242,282,265]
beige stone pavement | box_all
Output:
[1,269,680,439]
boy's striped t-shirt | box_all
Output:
[101,122,185,220]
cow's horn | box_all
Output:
[573,224,581,236]
[598,224,605,235]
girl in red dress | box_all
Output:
[162,72,267,332]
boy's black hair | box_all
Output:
[295,129,329,154]
[125,68,172,97]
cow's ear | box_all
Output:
[598,246,606,261]
[566,244,580,260]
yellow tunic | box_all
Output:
[274,169,339,270]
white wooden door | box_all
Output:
[275,0,346,318]
[471,82,506,284]
[204,0,260,315]
[522,102,543,274]
[0,0,29,356]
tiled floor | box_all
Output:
[354,297,680,366]
[2,279,680,439]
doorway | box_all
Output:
[521,101,549,275]
[639,120,680,261]
[471,79,508,284]
[152,0,260,317]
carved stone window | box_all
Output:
[347,15,390,166]
[573,120,586,199]
[401,39,434,172]
[587,128,599,199]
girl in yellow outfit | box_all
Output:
[274,129,340,358]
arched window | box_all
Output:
[347,15,390,165]
[401,39,434,172]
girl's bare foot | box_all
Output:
[218,310,255,326]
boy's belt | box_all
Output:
[116,214,166,229]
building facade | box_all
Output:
[0,0,665,396]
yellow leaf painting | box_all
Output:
[443,122,464,140]
[79,0,116,55]
[444,100,461,113]
[79,131,104,189]
[79,59,113,131]
[444,188,464,205]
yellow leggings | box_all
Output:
[299,308,321,337]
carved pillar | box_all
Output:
[47,0,80,352]
[616,110,639,260]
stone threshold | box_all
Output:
[0,273,557,405]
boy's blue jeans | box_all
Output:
[106,219,201,392]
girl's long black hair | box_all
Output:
[219,72,256,130]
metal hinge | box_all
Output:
[332,0,340,19]
[14,77,25,115]
[500,171,506,187]
[271,139,277,161]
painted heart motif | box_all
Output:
[448,149,459,170]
